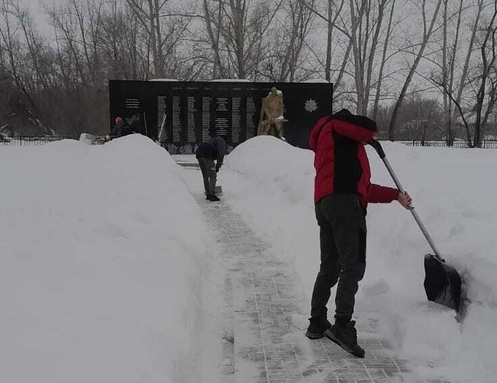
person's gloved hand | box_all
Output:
[397,191,412,209]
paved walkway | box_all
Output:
[178,158,449,383]
[193,195,450,383]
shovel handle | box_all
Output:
[368,139,444,262]
[368,138,386,159]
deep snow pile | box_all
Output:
[0,135,224,383]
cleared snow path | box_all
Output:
[181,161,450,383]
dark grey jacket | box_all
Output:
[195,136,226,170]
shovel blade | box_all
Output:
[423,254,462,312]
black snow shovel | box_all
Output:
[368,139,462,312]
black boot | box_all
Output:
[206,194,220,201]
[325,320,365,358]
[305,318,332,339]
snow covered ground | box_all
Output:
[1,134,495,383]
[0,136,224,383]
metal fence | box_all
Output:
[0,136,107,146]
[398,140,497,149]
[0,136,65,146]
[2,136,497,149]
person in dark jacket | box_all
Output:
[305,109,412,358]
[108,114,136,139]
[127,113,142,135]
[195,133,227,201]
[108,116,124,139]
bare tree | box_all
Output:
[372,0,396,120]
[299,0,398,115]
[201,0,225,78]
[256,0,316,82]
[65,0,105,84]
[431,0,497,147]
[200,0,284,79]
[388,0,443,141]
[46,3,88,84]
[430,0,468,145]
[7,1,54,92]
[325,0,333,82]
[298,0,350,90]
[0,0,31,102]
[97,0,149,79]
[3,0,497,143]
[126,0,193,78]
[472,1,497,147]
[347,0,395,115]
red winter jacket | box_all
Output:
[309,110,399,207]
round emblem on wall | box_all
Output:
[305,99,318,113]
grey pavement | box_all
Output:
[182,160,449,383]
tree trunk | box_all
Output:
[325,0,332,82]
[388,0,443,141]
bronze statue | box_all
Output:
[257,87,287,139]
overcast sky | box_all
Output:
[20,0,64,36]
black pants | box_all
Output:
[310,194,367,323]
[197,157,217,195]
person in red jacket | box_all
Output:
[305,109,412,358]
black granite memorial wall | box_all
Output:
[108,80,333,153]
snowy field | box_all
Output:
[1,134,495,383]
